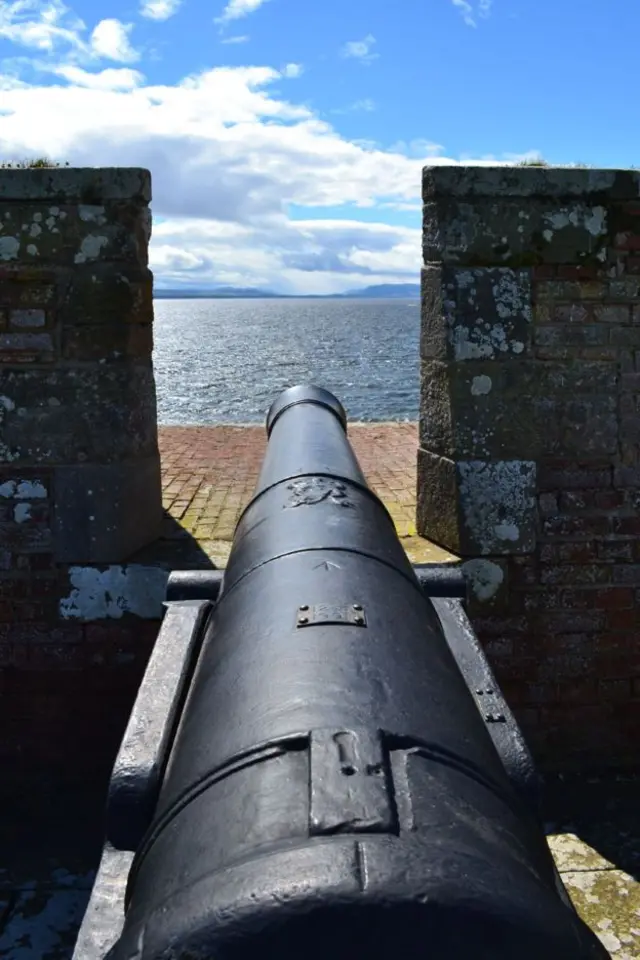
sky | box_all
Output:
[0,0,638,294]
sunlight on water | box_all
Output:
[152,297,421,424]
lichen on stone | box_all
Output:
[458,459,537,555]
[462,557,505,601]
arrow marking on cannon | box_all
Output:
[313,560,341,571]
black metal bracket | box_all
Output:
[413,562,467,599]
[166,563,467,604]
[165,569,225,603]
[431,597,541,816]
[106,599,212,851]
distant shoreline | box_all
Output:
[154,294,420,301]
[153,283,420,301]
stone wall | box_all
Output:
[418,165,640,771]
[0,168,163,775]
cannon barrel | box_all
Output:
[93,385,606,960]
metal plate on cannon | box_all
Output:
[296,603,367,628]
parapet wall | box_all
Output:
[418,166,640,770]
[0,168,163,773]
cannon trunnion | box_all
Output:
[74,385,607,960]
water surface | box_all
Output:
[152,298,420,424]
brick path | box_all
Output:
[158,423,456,564]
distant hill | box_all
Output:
[154,283,420,300]
[339,283,420,299]
[154,286,277,299]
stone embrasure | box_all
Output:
[0,167,161,565]
[418,164,640,772]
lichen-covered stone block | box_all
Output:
[417,448,537,556]
[421,265,533,361]
[458,459,537,556]
[0,201,150,267]
[423,198,610,267]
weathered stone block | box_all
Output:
[0,512,52,552]
[418,360,453,455]
[420,358,618,460]
[423,198,610,267]
[0,201,150,267]
[0,277,56,314]
[0,366,159,463]
[420,266,448,360]
[9,308,46,328]
[0,332,54,362]
[458,459,537,556]
[534,325,608,348]
[421,264,533,361]
[62,324,153,362]
[53,457,163,563]
[533,280,607,302]
[59,264,153,326]
[422,166,640,201]
[0,168,151,203]
[609,327,640,348]
[417,448,537,557]
[416,448,461,550]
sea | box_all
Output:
[152,297,421,425]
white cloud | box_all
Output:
[281,62,302,78]
[0,3,141,64]
[0,0,86,53]
[216,0,270,24]
[341,34,378,64]
[49,65,144,90]
[90,19,139,63]
[221,34,250,43]
[451,0,492,27]
[139,0,182,21]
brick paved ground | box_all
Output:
[158,422,456,565]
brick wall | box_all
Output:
[417,165,640,772]
[0,168,163,776]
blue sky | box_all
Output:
[0,0,637,293]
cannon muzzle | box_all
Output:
[75,385,607,960]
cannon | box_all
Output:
[73,385,608,960]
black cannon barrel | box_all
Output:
[111,385,606,960]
